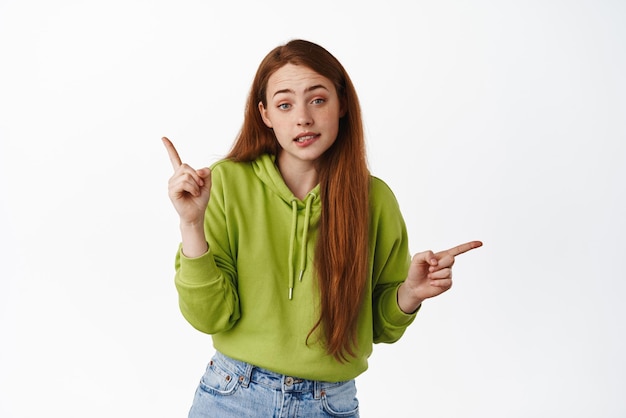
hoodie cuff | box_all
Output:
[384,284,420,325]
[176,244,222,286]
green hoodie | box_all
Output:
[174,154,417,382]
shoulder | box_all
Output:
[369,175,406,222]
[210,158,249,173]
[370,176,400,206]
[368,176,409,245]
[209,158,255,182]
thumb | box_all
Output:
[196,167,212,179]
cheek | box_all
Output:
[323,111,341,135]
[270,123,292,143]
[323,105,342,125]
[265,110,287,129]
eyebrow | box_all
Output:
[272,84,330,98]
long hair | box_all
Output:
[227,39,370,361]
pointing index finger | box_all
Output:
[162,136,182,169]
[439,240,483,258]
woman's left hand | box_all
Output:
[397,240,483,314]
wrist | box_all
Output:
[397,282,423,314]
[179,218,205,231]
[179,219,208,258]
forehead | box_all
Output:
[267,63,334,95]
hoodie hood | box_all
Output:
[252,154,320,299]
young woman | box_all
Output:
[163,39,482,418]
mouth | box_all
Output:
[294,133,319,143]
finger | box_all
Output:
[175,179,201,197]
[171,166,205,192]
[171,171,208,197]
[428,267,452,280]
[429,278,452,289]
[196,167,212,181]
[412,250,437,266]
[162,137,182,169]
[429,254,454,272]
[438,240,483,258]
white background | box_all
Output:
[1,1,624,417]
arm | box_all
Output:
[163,137,240,334]
[368,178,483,339]
[369,178,417,343]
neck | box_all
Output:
[276,154,319,200]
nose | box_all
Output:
[297,107,313,127]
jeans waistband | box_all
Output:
[211,351,348,398]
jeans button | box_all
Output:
[285,376,294,386]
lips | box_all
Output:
[294,132,319,144]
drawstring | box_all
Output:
[287,192,316,300]
[298,194,314,282]
[288,200,298,300]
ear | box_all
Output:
[258,101,273,128]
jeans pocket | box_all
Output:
[320,380,359,417]
[198,360,241,396]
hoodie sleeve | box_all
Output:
[174,162,241,334]
[369,177,418,343]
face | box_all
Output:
[259,63,344,171]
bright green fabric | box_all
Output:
[174,154,417,382]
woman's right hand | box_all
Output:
[162,137,212,226]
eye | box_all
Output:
[278,103,291,110]
[311,98,325,105]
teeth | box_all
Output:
[296,135,315,142]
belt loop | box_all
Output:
[314,380,322,399]
[240,361,254,388]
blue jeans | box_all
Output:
[188,351,360,417]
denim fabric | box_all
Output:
[188,351,360,418]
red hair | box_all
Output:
[227,39,370,361]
